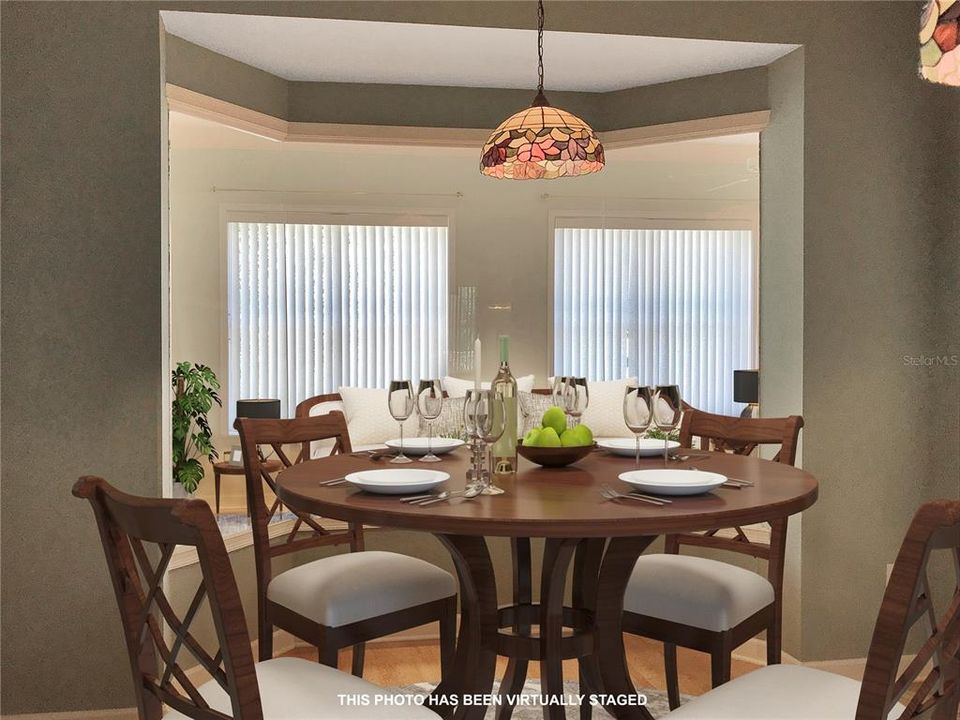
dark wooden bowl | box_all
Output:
[516,442,594,468]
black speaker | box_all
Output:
[235,399,281,419]
[733,370,759,418]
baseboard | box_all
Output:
[731,636,799,666]
[803,656,871,680]
[803,652,920,682]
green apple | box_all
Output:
[574,424,594,446]
[522,427,542,446]
[542,406,567,436]
[560,429,582,447]
[536,426,562,447]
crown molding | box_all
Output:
[166,84,769,150]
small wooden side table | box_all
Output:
[212,458,283,515]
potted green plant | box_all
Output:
[172,362,222,496]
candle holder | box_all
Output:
[466,437,489,486]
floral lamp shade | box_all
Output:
[480,100,605,180]
[479,0,604,180]
[921,0,960,86]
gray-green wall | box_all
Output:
[166,34,769,131]
[2,2,958,714]
[1,2,166,712]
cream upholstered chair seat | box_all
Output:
[164,657,439,720]
[625,554,774,632]
[268,550,457,628]
[665,664,905,719]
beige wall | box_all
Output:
[170,136,760,450]
[3,1,958,714]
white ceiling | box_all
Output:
[161,11,796,92]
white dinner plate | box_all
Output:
[597,438,681,457]
[384,437,465,456]
[618,469,727,496]
[345,469,450,495]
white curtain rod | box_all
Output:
[211,187,463,198]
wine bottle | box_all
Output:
[491,335,518,474]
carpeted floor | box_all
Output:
[400,680,685,719]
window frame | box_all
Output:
[547,208,760,407]
[218,203,456,435]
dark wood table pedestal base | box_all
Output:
[428,534,657,720]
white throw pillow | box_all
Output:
[441,376,489,397]
[547,377,638,438]
[307,398,346,458]
[582,378,638,437]
[442,374,535,398]
[419,396,467,440]
[338,387,420,446]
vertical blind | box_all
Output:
[227,219,448,424]
[554,226,756,415]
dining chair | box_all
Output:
[665,498,960,719]
[72,476,439,720]
[234,414,457,679]
[622,409,804,709]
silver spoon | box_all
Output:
[400,492,439,503]
[414,484,483,506]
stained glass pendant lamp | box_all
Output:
[920,0,959,86]
[480,0,605,179]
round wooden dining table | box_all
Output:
[276,447,818,720]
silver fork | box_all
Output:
[600,484,672,504]
[600,485,668,506]
[412,485,483,506]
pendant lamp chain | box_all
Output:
[537,0,545,96]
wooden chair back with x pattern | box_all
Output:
[73,476,262,720]
[857,499,960,719]
[667,410,804,601]
[234,415,362,618]
[680,407,802,463]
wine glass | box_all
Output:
[563,377,589,425]
[473,390,506,496]
[388,380,415,464]
[417,379,443,463]
[463,388,482,437]
[551,375,572,408]
[653,384,684,463]
[623,385,655,465]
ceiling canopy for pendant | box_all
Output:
[480,1,605,180]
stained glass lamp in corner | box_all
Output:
[920,0,960,86]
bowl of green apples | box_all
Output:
[517,406,595,468]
